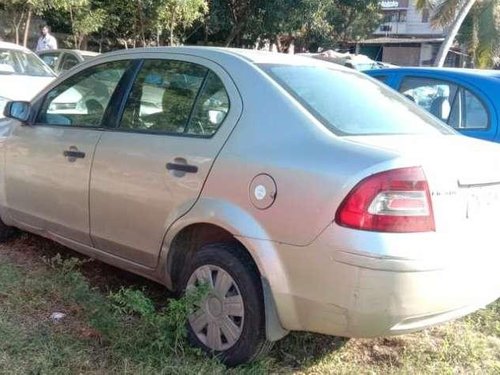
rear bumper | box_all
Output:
[259,226,500,338]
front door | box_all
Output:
[5,60,129,245]
[89,56,241,267]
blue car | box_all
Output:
[366,68,500,142]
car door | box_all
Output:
[89,55,242,267]
[395,74,496,141]
[5,60,130,245]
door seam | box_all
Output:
[87,131,105,248]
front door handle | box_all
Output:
[63,146,85,162]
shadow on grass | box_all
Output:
[270,332,349,370]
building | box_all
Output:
[358,0,462,67]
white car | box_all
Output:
[0,42,55,117]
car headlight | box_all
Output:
[0,96,12,118]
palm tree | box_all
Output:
[416,0,477,67]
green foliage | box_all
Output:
[110,287,156,317]
[110,283,209,355]
[155,0,209,45]
[0,239,499,373]
[1,0,384,52]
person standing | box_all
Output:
[36,25,58,52]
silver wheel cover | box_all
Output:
[187,265,245,351]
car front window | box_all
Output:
[37,61,128,127]
[0,49,54,77]
[261,64,453,136]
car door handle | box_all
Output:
[63,149,86,160]
[166,162,198,174]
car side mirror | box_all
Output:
[4,101,31,123]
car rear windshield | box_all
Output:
[261,64,453,136]
[0,49,54,77]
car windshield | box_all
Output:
[0,48,54,77]
[261,64,453,136]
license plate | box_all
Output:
[464,186,500,221]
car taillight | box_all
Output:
[335,167,435,233]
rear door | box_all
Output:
[89,54,242,267]
[395,73,497,142]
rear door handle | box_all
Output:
[63,146,85,162]
[166,162,198,174]
[63,150,86,158]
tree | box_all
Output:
[244,0,381,52]
[327,0,382,46]
[416,0,478,67]
[0,0,46,47]
[457,1,500,67]
[47,0,107,48]
[0,0,27,45]
[154,0,208,45]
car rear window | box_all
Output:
[261,64,453,136]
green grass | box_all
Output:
[0,234,499,374]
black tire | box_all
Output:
[0,220,17,242]
[180,243,273,366]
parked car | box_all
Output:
[0,41,55,117]
[37,49,99,75]
[300,50,397,71]
[2,48,500,366]
[366,67,500,142]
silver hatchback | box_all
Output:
[2,47,500,366]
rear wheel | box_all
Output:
[180,243,273,366]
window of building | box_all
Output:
[422,8,430,23]
[384,10,407,23]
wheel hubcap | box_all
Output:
[187,265,245,351]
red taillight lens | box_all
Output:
[335,167,435,233]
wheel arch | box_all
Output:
[157,199,290,341]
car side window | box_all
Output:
[120,60,207,134]
[463,89,488,129]
[399,76,489,130]
[40,53,59,70]
[400,77,458,123]
[186,71,230,136]
[60,54,80,72]
[37,60,128,127]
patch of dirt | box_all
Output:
[343,337,406,367]
[0,233,168,304]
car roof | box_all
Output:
[102,46,348,69]
[367,67,500,80]
[38,49,100,56]
[0,41,32,53]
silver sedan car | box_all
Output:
[2,47,500,366]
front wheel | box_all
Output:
[180,243,273,366]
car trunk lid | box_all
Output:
[343,134,500,233]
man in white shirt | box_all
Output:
[36,25,58,52]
